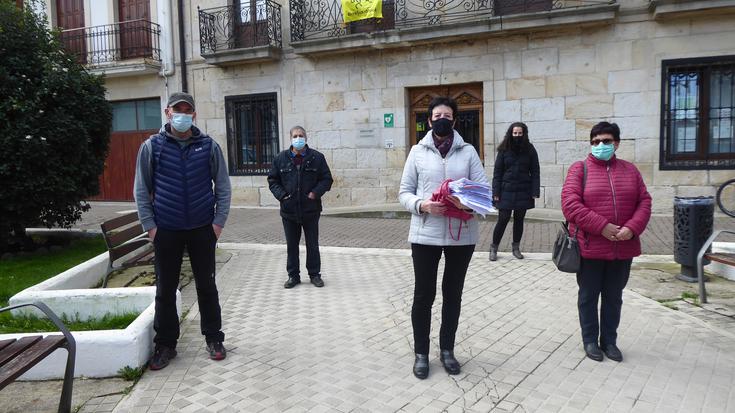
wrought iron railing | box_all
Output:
[290,0,613,42]
[60,20,161,65]
[199,2,282,55]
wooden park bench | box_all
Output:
[0,302,76,413]
[101,211,154,288]
[697,229,735,304]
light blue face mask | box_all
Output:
[171,113,193,132]
[292,137,306,150]
[591,142,615,161]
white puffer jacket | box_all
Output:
[399,131,489,246]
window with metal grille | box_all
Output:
[225,93,280,175]
[661,56,735,170]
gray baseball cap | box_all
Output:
[167,92,195,110]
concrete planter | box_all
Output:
[2,252,180,379]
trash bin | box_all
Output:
[673,196,714,282]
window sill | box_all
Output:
[87,59,161,78]
[201,45,282,66]
[650,0,735,19]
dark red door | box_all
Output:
[119,0,151,59]
[56,0,86,63]
[234,0,268,48]
[91,131,154,201]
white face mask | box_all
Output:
[292,136,306,150]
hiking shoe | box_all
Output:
[149,345,177,370]
[207,341,227,361]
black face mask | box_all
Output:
[431,118,453,138]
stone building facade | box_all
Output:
[42,0,735,212]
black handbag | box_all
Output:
[552,160,587,273]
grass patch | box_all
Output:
[0,236,106,306]
[118,365,145,381]
[0,312,139,334]
[681,291,699,300]
[662,302,679,311]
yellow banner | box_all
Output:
[342,0,383,23]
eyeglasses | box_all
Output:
[590,138,614,146]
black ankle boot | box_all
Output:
[489,244,498,261]
[413,354,429,379]
[439,350,461,375]
[512,242,524,259]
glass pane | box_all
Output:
[238,0,252,23]
[111,101,137,132]
[669,72,699,154]
[709,69,735,154]
[237,103,256,167]
[138,99,163,130]
[257,0,267,21]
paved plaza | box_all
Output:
[58,203,733,412]
[93,243,735,413]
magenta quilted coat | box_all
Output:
[561,154,652,260]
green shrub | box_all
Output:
[0,1,112,252]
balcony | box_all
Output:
[289,0,618,55]
[60,20,162,77]
[198,2,283,66]
[649,0,735,19]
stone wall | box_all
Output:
[104,0,735,213]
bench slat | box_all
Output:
[0,339,15,352]
[0,336,42,368]
[106,224,146,249]
[705,253,735,266]
[121,247,155,268]
[109,239,151,263]
[100,212,140,233]
[0,336,66,388]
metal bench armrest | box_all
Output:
[696,230,735,304]
[0,301,76,413]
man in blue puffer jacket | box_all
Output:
[134,92,231,370]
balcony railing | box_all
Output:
[60,20,161,65]
[199,2,282,56]
[290,0,613,42]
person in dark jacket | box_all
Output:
[562,122,651,362]
[268,126,333,289]
[134,92,231,370]
[489,122,540,261]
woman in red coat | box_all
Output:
[561,122,652,362]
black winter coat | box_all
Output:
[267,146,333,221]
[492,145,540,210]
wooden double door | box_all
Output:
[409,84,484,162]
[56,0,151,63]
[91,131,156,201]
[118,0,152,59]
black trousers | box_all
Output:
[282,215,321,279]
[411,243,475,355]
[576,258,632,346]
[153,225,224,348]
[492,208,527,245]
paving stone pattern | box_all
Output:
[110,245,735,413]
[72,203,735,255]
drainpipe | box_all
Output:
[158,0,175,100]
[177,0,188,92]
[158,0,174,77]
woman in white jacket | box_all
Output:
[399,96,489,379]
